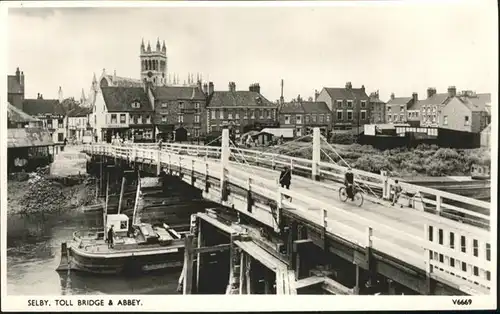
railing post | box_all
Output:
[321,209,328,249]
[246,178,253,213]
[423,224,433,294]
[380,170,389,200]
[220,128,230,202]
[436,195,442,215]
[204,162,209,193]
[156,149,161,176]
[312,127,321,181]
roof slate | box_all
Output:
[387,97,412,106]
[67,106,92,117]
[208,91,276,108]
[414,93,449,109]
[8,128,54,148]
[300,101,330,113]
[101,87,153,112]
[323,87,369,100]
[103,75,143,88]
[7,102,39,123]
[279,102,304,114]
[152,86,206,100]
[22,99,65,116]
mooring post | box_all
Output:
[220,128,230,202]
[311,127,321,181]
[195,218,203,293]
[183,233,194,295]
[156,149,161,176]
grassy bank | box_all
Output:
[255,142,491,177]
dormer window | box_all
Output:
[131,101,141,109]
[161,103,168,108]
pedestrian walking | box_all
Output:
[107,225,115,249]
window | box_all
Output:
[120,114,126,124]
[178,114,184,123]
[195,102,200,109]
[131,102,141,109]
[443,115,448,125]
[336,100,343,107]
[400,114,404,121]
[312,115,317,123]
[432,115,436,123]
[347,100,353,108]
[284,115,290,124]
[228,111,233,119]
[179,102,184,109]
[251,110,255,119]
[305,115,310,123]
[110,114,117,124]
[361,110,367,120]
[58,133,64,142]
[296,115,302,124]
[400,105,404,111]
[260,110,264,118]
[133,115,139,124]
[194,129,199,137]
[235,111,240,119]
[146,115,151,124]
[387,106,391,112]
[162,115,167,122]
[464,116,470,126]
[271,110,275,119]
[347,111,353,120]
[58,119,64,128]
[318,115,324,123]
[211,110,216,119]
[326,114,330,122]
[219,110,224,119]
[195,115,200,123]
[337,110,343,120]
[388,114,392,122]
[361,101,367,108]
[161,103,168,108]
[267,110,271,119]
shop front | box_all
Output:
[129,124,155,143]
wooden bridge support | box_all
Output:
[220,129,230,202]
[311,127,321,181]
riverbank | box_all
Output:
[7,166,99,240]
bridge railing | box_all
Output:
[86,143,491,228]
[84,143,492,294]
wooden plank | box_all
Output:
[295,276,325,289]
[193,243,231,255]
[322,277,354,295]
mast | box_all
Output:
[132,170,142,225]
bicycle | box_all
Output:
[339,185,364,207]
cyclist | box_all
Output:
[344,168,355,201]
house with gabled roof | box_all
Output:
[369,91,385,124]
[7,102,42,129]
[206,82,278,134]
[439,90,491,133]
[316,82,371,131]
[417,87,453,128]
[8,67,25,110]
[278,97,331,137]
[22,93,67,143]
[385,92,418,125]
[67,106,93,143]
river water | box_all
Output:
[6,210,180,296]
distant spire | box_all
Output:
[162,40,166,53]
[156,38,161,51]
[147,41,151,52]
[92,72,97,83]
[141,38,145,52]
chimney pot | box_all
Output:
[412,92,418,103]
[447,86,456,97]
[345,82,352,89]
[427,87,437,99]
[390,93,395,100]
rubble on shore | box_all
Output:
[7,166,98,217]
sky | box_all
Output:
[6,1,498,103]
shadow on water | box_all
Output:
[7,210,180,296]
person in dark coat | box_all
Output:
[159,168,168,194]
[279,166,291,189]
[344,168,355,201]
[107,225,114,249]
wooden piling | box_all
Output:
[183,234,195,295]
[196,219,203,293]
[117,175,126,214]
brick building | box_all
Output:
[385,92,418,124]
[278,98,331,137]
[316,82,371,131]
[151,83,207,141]
[7,67,25,110]
[22,93,67,143]
[439,91,491,133]
[206,82,278,134]
[418,87,453,127]
[369,91,386,124]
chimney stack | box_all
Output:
[314,89,319,101]
[228,82,236,92]
[390,93,395,100]
[447,86,456,98]
[203,83,208,95]
[361,85,365,92]
[412,92,418,103]
[427,87,437,99]
[208,82,214,95]
[345,82,352,89]
[15,67,20,83]
[249,83,260,94]
[58,86,63,103]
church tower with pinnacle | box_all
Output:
[140,38,167,86]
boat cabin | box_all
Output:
[471,163,491,180]
[106,214,129,237]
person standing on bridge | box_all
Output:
[279,166,292,201]
[391,179,403,207]
[344,168,355,201]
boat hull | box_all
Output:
[59,242,185,275]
